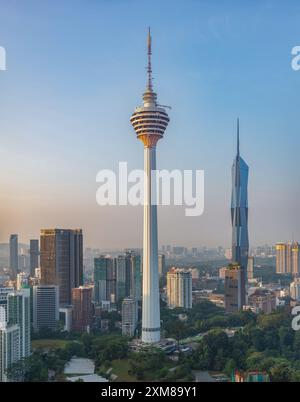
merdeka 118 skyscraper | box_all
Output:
[231,119,249,306]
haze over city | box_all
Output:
[0,0,300,248]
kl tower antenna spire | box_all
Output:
[147,27,152,91]
[130,29,170,343]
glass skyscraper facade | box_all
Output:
[40,229,83,305]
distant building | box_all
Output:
[121,297,137,337]
[9,234,18,280]
[219,267,227,279]
[40,229,83,305]
[292,242,300,275]
[16,272,29,290]
[225,248,232,260]
[72,287,93,332]
[248,288,276,314]
[158,254,166,276]
[33,285,59,332]
[191,247,198,257]
[290,277,300,301]
[247,257,254,280]
[29,239,39,277]
[167,268,192,309]
[191,268,200,280]
[173,246,186,256]
[18,253,29,273]
[225,263,242,313]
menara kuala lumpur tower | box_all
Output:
[130,29,170,343]
[231,119,249,306]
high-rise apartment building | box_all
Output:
[286,242,292,273]
[166,268,192,309]
[122,297,137,337]
[276,242,300,274]
[292,242,300,275]
[72,287,93,332]
[0,288,14,320]
[40,229,83,305]
[225,263,242,313]
[7,289,31,358]
[9,234,18,280]
[276,242,286,273]
[94,256,116,304]
[29,239,39,277]
[94,253,141,306]
[0,322,20,382]
[116,253,132,300]
[0,288,31,382]
[231,120,249,308]
[130,254,142,302]
[33,285,59,332]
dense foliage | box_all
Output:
[6,334,129,382]
[128,348,193,381]
[179,306,300,382]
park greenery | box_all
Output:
[127,348,193,381]
[6,334,129,382]
[173,304,300,382]
[6,300,300,382]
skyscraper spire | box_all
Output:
[147,27,153,91]
[143,28,157,107]
[237,117,240,158]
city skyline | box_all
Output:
[1,1,300,385]
[0,1,300,248]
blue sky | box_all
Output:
[0,0,299,248]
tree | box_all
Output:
[270,361,294,382]
[224,358,236,377]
